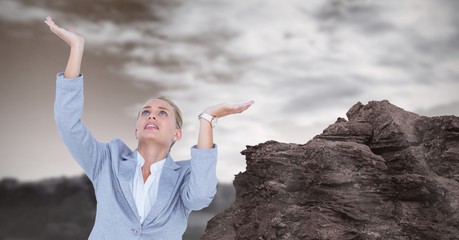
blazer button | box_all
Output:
[131,227,140,236]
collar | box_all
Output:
[120,149,181,181]
[136,150,166,173]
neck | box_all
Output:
[137,142,169,166]
[137,142,169,182]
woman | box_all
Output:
[45,16,253,239]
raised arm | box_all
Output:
[46,17,108,182]
[181,101,254,210]
[197,101,254,149]
[44,16,84,78]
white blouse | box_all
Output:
[131,151,165,224]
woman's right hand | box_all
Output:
[44,16,84,51]
[45,16,85,78]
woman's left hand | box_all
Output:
[204,100,255,118]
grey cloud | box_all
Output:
[418,100,459,117]
[0,0,52,22]
[316,0,393,34]
[316,0,459,87]
[282,79,361,113]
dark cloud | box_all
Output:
[316,0,393,34]
[19,0,177,22]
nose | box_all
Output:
[148,116,156,120]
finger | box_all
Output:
[49,27,70,43]
[44,20,54,28]
[49,25,62,36]
[231,103,253,114]
[236,101,254,111]
[241,101,254,109]
[237,106,251,113]
[45,16,55,26]
[48,23,68,36]
[46,16,53,23]
[240,100,254,107]
[45,20,59,32]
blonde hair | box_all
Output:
[156,96,183,129]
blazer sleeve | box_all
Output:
[180,145,218,211]
[54,72,109,182]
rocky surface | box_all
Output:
[203,100,459,240]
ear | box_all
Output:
[173,129,182,142]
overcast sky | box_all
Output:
[1,0,458,183]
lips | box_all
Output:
[144,123,159,130]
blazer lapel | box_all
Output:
[143,155,181,224]
[118,150,139,219]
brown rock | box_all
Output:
[202,100,459,240]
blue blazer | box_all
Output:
[54,73,218,239]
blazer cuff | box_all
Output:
[56,72,83,80]
[191,144,218,161]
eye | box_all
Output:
[159,110,168,117]
[141,110,150,116]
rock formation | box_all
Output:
[202,100,459,240]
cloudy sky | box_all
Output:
[1,0,458,183]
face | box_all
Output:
[135,99,182,148]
